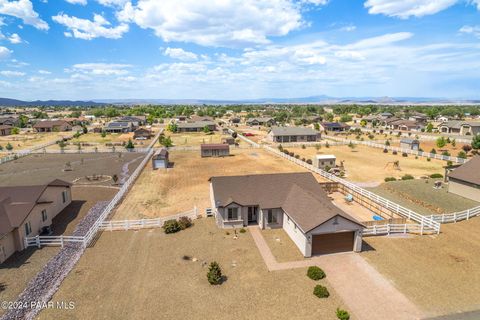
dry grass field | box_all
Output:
[233,125,269,143]
[391,139,467,156]
[285,145,445,183]
[166,131,237,147]
[0,132,69,153]
[114,148,325,219]
[362,217,480,316]
[261,228,305,263]
[38,218,345,320]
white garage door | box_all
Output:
[153,159,165,169]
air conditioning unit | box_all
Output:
[40,225,53,236]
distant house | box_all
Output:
[209,172,364,257]
[0,179,72,264]
[177,121,216,133]
[152,148,169,169]
[246,117,275,127]
[201,144,230,157]
[0,125,12,136]
[0,116,19,127]
[104,121,133,133]
[118,116,146,127]
[400,138,420,151]
[385,119,424,131]
[408,112,428,123]
[379,112,394,119]
[189,115,214,122]
[133,128,152,140]
[436,116,449,122]
[175,115,188,122]
[314,155,336,170]
[221,137,236,145]
[448,157,480,202]
[319,122,350,132]
[230,117,241,124]
[267,126,319,143]
[33,120,72,133]
[438,121,480,136]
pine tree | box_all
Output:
[207,261,223,285]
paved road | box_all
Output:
[249,226,424,320]
[426,310,480,320]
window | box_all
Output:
[62,191,68,203]
[267,209,277,224]
[41,210,47,222]
[25,221,32,236]
[227,207,238,220]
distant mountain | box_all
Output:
[0,98,106,107]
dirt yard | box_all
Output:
[391,139,468,157]
[0,153,144,186]
[114,148,326,219]
[234,125,270,143]
[261,228,306,263]
[362,217,480,316]
[368,180,479,215]
[286,145,445,184]
[0,132,69,153]
[166,131,239,147]
[38,218,345,320]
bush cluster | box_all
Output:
[313,285,330,298]
[384,177,396,182]
[401,174,414,180]
[307,266,326,280]
[163,219,181,234]
[336,308,350,320]
[430,173,443,179]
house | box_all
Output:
[314,155,336,170]
[0,125,12,136]
[174,115,188,122]
[438,121,480,136]
[0,179,72,263]
[152,148,169,169]
[209,172,365,257]
[436,116,449,122]
[385,119,424,131]
[267,126,319,143]
[133,128,152,140]
[319,122,350,133]
[33,120,72,133]
[177,121,216,132]
[448,157,480,202]
[0,116,19,127]
[189,115,214,122]
[246,117,275,127]
[379,112,394,119]
[118,116,146,127]
[229,117,241,124]
[201,144,230,157]
[104,121,133,133]
[408,112,428,123]
[400,138,420,151]
[221,137,236,145]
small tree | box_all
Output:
[11,127,19,134]
[436,137,446,149]
[385,140,390,146]
[348,142,355,151]
[101,131,107,138]
[207,261,223,285]
[82,126,88,134]
[5,143,13,151]
[167,123,178,133]
[451,139,456,148]
[125,139,134,150]
[203,125,212,134]
[313,285,330,298]
[472,134,480,150]
[426,123,434,133]
[336,308,350,320]
[163,219,181,234]
[112,174,119,184]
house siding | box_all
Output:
[282,212,308,256]
[0,232,15,264]
[449,179,480,202]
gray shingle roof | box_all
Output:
[449,156,480,186]
[270,126,318,136]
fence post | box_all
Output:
[373,225,377,235]
[61,235,64,248]
[454,212,457,223]
[404,224,407,234]
[36,235,40,248]
[467,209,470,220]
[420,222,424,235]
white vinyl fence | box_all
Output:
[428,205,480,224]
[362,223,434,236]
[29,147,151,154]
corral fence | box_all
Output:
[326,135,467,164]
[29,147,151,154]
[362,223,437,236]
[427,205,480,224]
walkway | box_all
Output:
[249,227,424,320]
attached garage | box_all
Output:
[311,231,355,255]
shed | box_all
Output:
[133,128,152,140]
[313,154,336,170]
[201,144,230,157]
[400,138,420,151]
[221,137,235,145]
[152,148,169,169]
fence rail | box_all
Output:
[428,206,480,223]
[28,147,151,154]
[24,235,85,248]
[362,223,435,236]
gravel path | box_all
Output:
[119,155,143,184]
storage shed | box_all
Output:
[152,148,169,169]
[201,144,230,157]
[400,138,420,151]
[313,154,336,170]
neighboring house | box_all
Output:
[448,157,480,202]
[133,128,152,140]
[104,121,133,133]
[189,115,214,122]
[267,126,319,143]
[230,117,241,124]
[118,116,146,127]
[0,179,72,264]
[246,117,276,127]
[221,137,236,145]
[436,116,449,122]
[400,138,420,151]
[438,121,480,136]
[177,121,216,132]
[0,125,12,136]
[209,172,364,257]
[152,148,169,169]
[201,144,230,157]
[319,122,350,132]
[379,112,394,119]
[174,115,188,122]
[385,119,424,131]
[0,116,19,127]
[408,113,428,123]
[33,120,72,133]
[314,155,336,170]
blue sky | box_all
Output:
[0,0,478,100]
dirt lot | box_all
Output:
[0,153,144,186]
[166,131,239,147]
[38,218,345,320]
[368,180,479,215]
[114,148,326,219]
[362,217,480,316]
[0,132,69,153]
[261,228,305,263]
[233,125,269,143]
[391,139,468,157]
[285,145,445,184]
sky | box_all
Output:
[0,0,478,100]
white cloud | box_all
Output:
[8,33,21,43]
[0,46,11,58]
[97,0,129,6]
[0,70,24,76]
[340,25,356,32]
[70,63,132,75]
[164,47,198,61]
[117,0,310,47]
[38,69,51,74]
[364,0,459,18]
[0,0,48,30]
[52,13,129,40]
[65,0,87,5]
[460,25,480,38]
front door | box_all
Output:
[248,207,258,223]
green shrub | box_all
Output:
[401,174,414,180]
[207,261,223,285]
[430,173,443,179]
[239,228,246,233]
[336,308,350,320]
[163,219,181,234]
[307,266,326,280]
[384,177,396,182]
[178,216,192,230]
[313,285,330,298]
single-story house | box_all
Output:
[230,117,241,124]
[448,157,480,202]
[0,116,19,127]
[379,112,394,119]
[385,119,424,131]
[133,128,152,140]
[201,144,230,157]
[267,126,319,143]
[33,120,72,133]
[152,148,169,169]
[104,121,133,133]
[0,179,72,264]
[246,117,276,127]
[400,138,420,151]
[319,122,350,132]
[221,137,236,145]
[118,116,146,127]
[314,155,336,170]
[175,115,188,122]
[438,121,480,136]
[189,115,214,122]
[177,121,216,132]
[407,112,428,123]
[209,172,364,257]
[436,116,449,122]
[0,125,12,136]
